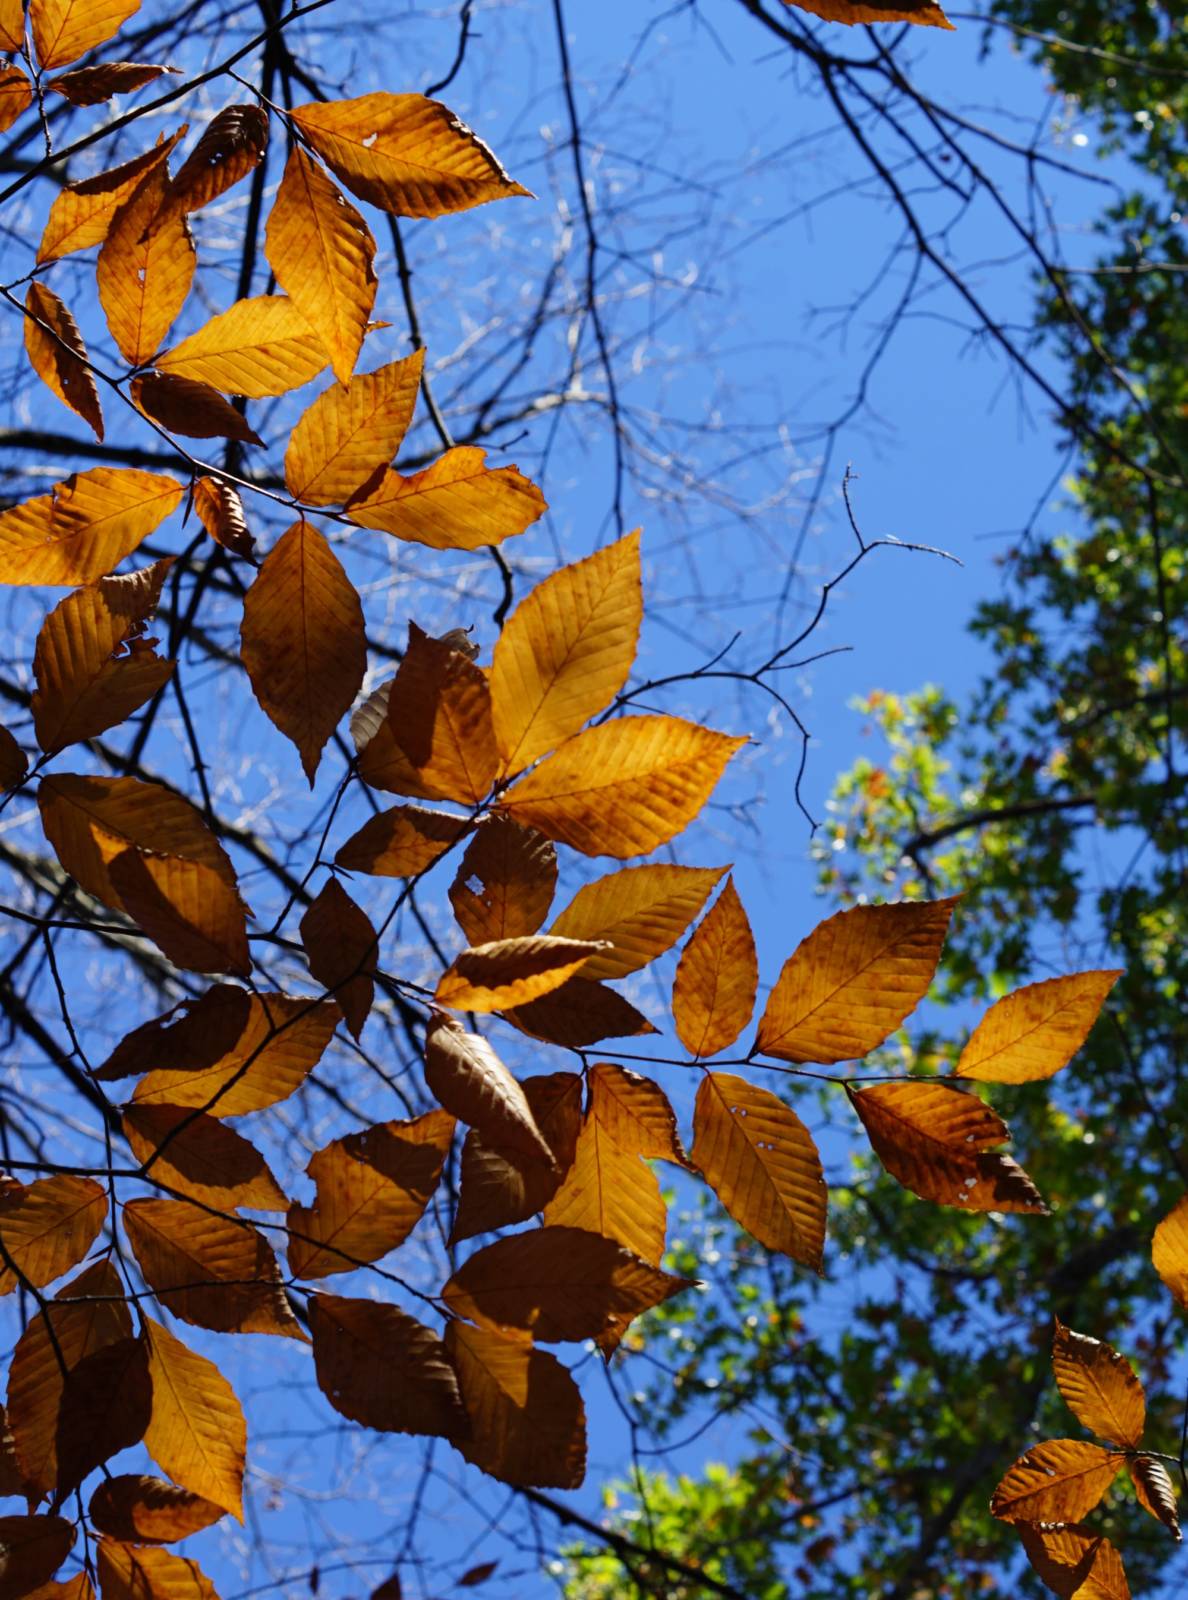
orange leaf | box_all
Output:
[96,1542,217,1600]
[88,1476,224,1545]
[310,1294,466,1438]
[265,145,376,387]
[37,134,181,264]
[1153,1193,1188,1310]
[290,93,530,218]
[0,468,181,586]
[29,0,141,69]
[346,447,546,550]
[1129,1454,1181,1540]
[190,478,255,562]
[0,66,30,132]
[0,1,23,50]
[452,1073,582,1244]
[299,877,376,1039]
[755,898,956,1064]
[240,520,367,783]
[379,622,498,804]
[423,1014,553,1167]
[550,862,724,982]
[162,104,268,219]
[990,1439,1120,1523]
[0,1176,107,1296]
[353,679,453,800]
[449,817,557,946]
[783,0,953,27]
[131,374,262,446]
[24,282,102,439]
[672,875,757,1057]
[142,1317,245,1519]
[97,158,196,367]
[155,296,330,398]
[122,1103,287,1211]
[1052,1317,1145,1448]
[956,970,1122,1083]
[94,985,251,1082]
[284,352,424,507]
[334,803,466,877]
[435,935,603,1013]
[445,1321,585,1489]
[1019,1524,1130,1600]
[108,850,251,976]
[49,61,174,105]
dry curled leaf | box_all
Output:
[24,282,102,440]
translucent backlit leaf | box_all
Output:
[0,65,30,131]
[88,1476,224,1546]
[550,863,724,982]
[0,469,182,586]
[131,375,262,446]
[449,818,557,947]
[96,1542,218,1600]
[97,159,196,367]
[334,804,466,877]
[434,936,603,1013]
[163,104,268,219]
[29,0,141,69]
[380,623,498,804]
[1130,1454,1180,1540]
[1019,1524,1129,1600]
[504,978,657,1048]
[108,850,251,976]
[122,1104,287,1211]
[95,985,252,1082]
[1052,1318,1145,1448]
[190,478,255,562]
[0,1177,107,1296]
[423,1014,553,1166]
[990,1439,1120,1523]
[956,970,1123,1083]
[451,1073,582,1244]
[672,875,757,1057]
[38,134,180,264]
[142,1317,245,1519]
[49,61,174,105]
[783,0,953,27]
[24,282,102,439]
[346,447,546,550]
[284,352,424,506]
[155,297,329,398]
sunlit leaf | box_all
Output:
[190,478,255,562]
[0,469,182,586]
[1019,1523,1129,1600]
[24,283,102,439]
[0,1177,107,1297]
[108,850,251,977]
[95,984,252,1082]
[378,622,498,804]
[88,1476,224,1546]
[37,134,181,264]
[309,1294,467,1438]
[29,0,141,69]
[449,817,557,947]
[97,158,196,367]
[284,352,424,507]
[346,448,546,550]
[550,862,724,982]
[155,297,330,398]
[0,2,23,50]
[1052,1318,1145,1448]
[142,1317,245,1519]
[0,65,29,131]
[782,0,953,28]
[96,1539,218,1600]
[163,103,268,219]
[299,877,377,1039]
[1129,1454,1180,1540]
[122,1104,288,1211]
[435,935,603,1013]
[334,804,466,877]
[672,875,757,1057]
[990,1439,1120,1523]
[956,970,1122,1083]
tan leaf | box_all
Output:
[155,296,330,398]
[0,2,23,51]
[550,863,724,982]
[31,558,175,752]
[1052,1318,1145,1448]
[1154,1193,1188,1310]
[290,93,530,217]
[287,1110,454,1280]
[446,1321,584,1489]
[673,875,757,1057]
[97,160,196,366]
[162,104,268,219]
[37,134,181,264]
[1019,1524,1130,1600]
[142,1317,245,1519]
[380,622,498,803]
[1129,1454,1180,1540]
[123,1199,301,1338]
[24,283,102,439]
[97,1541,217,1600]
[88,1476,224,1545]
[95,984,252,1082]
[0,66,30,133]
[423,1014,552,1166]
[190,478,255,562]
[284,352,424,506]
[990,1439,1120,1523]
[691,1073,826,1269]
[435,935,603,1014]
[265,145,376,387]
[0,727,27,789]
[500,716,746,860]
[131,374,262,446]
[850,1081,1048,1213]
[29,0,141,69]
[755,898,957,1064]
[54,1336,151,1497]
[451,1073,582,1244]
[8,1261,130,1501]
[956,970,1122,1083]
[300,877,376,1039]
[782,0,953,27]
[129,992,337,1116]
[0,1177,107,1296]
[0,1518,73,1600]
[122,1104,287,1211]
[309,1294,466,1438]
[108,850,251,976]
[346,447,546,550]
[490,530,642,773]
[504,977,657,1047]
[449,818,557,946]
[240,520,366,784]
[334,804,466,877]
[49,62,174,105]
[0,469,182,586]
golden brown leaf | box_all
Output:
[500,715,746,859]
[29,0,141,69]
[446,1321,584,1489]
[504,978,657,1047]
[0,2,23,50]
[490,531,642,774]
[783,0,953,27]
[0,66,30,132]
[334,803,466,877]
[1019,1524,1129,1600]
[423,1014,553,1166]
[290,93,530,218]
[108,850,251,976]
[88,1476,224,1545]
[692,1073,826,1270]
[310,1294,466,1438]
[0,727,27,790]
[162,104,268,219]
[550,863,724,982]
[1129,1454,1180,1540]
[24,282,102,439]
[0,1177,107,1296]
[755,898,957,1064]
[37,135,181,264]
[155,296,330,398]
[299,877,376,1039]
[8,1261,129,1501]
[0,1517,73,1600]
[381,622,498,804]
[353,680,450,800]
[451,1073,582,1244]
[990,1439,1120,1523]
[240,520,367,784]
[1154,1193,1188,1310]
[122,1104,287,1211]
[97,160,195,366]
[95,985,251,1081]
[97,1541,217,1600]
[1052,1318,1145,1448]
[0,469,181,586]
[287,1110,453,1280]
[850,1080,1047,1213]
[345,447,546,550]
[123,1199,301,1338]
[449,817,557,946]
[443,1226,691,1342]
[0,1410,21,1499]
[587,1063,689,1165]
[129,992,337,1116]
[672,875,757,1057]
[131,374,262,446]
[54,1336,151,1497]
[265,145,376,387]
[142,1316,245,1519]
[956,970,1122,1083]
[49,62,174,105]
[284,353,424,507]
[31,558,175,752]
[190,478,255,562]
[435,936,603,1014]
